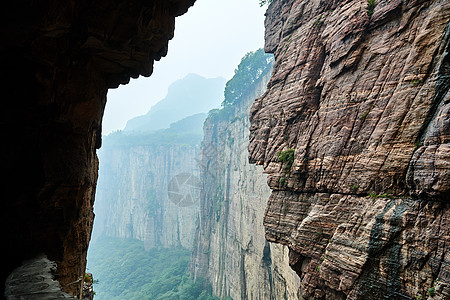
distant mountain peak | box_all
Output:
[124,74,226,133]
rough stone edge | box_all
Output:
[5,255,75,299]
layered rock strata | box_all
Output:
[190,66,301,299]
[249,0,450,299]
[1,0,195,297]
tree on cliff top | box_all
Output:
[259,0,273,7]
[222,48,274,108]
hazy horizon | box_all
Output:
[102,0,267,135]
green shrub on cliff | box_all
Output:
[222,48,274,108]
[259,0,273,7]
[208,49,273,123]
[277,149,295,171]
[367,0,376,17]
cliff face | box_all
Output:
[0,0,195,297]
[93,142,200,249]
[190,56,301,300]
[91,74,226,251]
[249,0,450,299]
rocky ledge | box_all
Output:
[249,0,449,299]
[5,256,74,300]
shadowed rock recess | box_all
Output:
[249,0,449,299]
[0,0,195,297]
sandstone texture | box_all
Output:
[249,0,450,299]
[190,67,301,299]
[93,142,200,250]
[1,0,195,297]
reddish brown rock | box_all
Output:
[0,0,195,297]
[250,0,450,299]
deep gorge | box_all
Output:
[88,49,301,300]
[2,0,449,299]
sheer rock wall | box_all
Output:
[0,0,195,297]
[190,72,301,300]
[249,0,450,299]
[93,143,200,250]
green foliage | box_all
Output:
[277,149,295,171]
[259,0,273,7]
[415,139,421,149]
[87,237,219,300]
[222,49,274,109]
[410,78,421,86]
[368,192,393,199]
[84,274,92,284]
[367,0,376,17]
[428,287,435,297]
[207,49,273,123]
[207,106,235,122]
[360,109,370,121]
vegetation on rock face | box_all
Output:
[367,0,376,17]
[259,0,273,7]
[87,237,219,300]
[222,48,273,108]
[82,273,95,299]
[209,48,274,122]
[277,149,295,172]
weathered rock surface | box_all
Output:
[190,61,301,299]
[249,0,450,299]
[1,0,195,297]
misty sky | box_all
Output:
[103,0,267,135]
